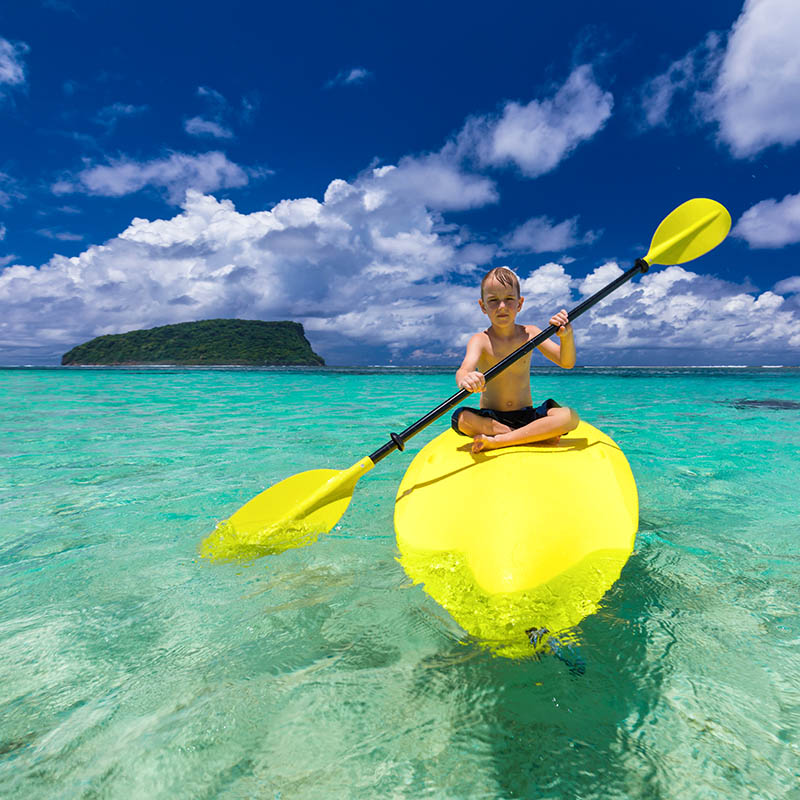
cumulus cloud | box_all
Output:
[325,67,372,88]
[642,0,800,157]
[702,0,800,157]
[367,156,498,212]
[51,151,259,205]
[0,180,493,363]
[3,177,799,365]
[734,192,800,248]
[503,215,598,254]
[456,65,613,177]
[518,263,575,309]
[0,37,28,98]
[562,263,800,356]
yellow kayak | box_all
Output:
[394,420,638,658]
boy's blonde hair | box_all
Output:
[481,266,520,298]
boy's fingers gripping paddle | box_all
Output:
[200,198,730,561]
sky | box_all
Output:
[1,0,799,366]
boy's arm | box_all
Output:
[455,333,487,392]
[531,310,576,369]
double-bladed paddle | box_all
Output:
[201,197,731,561]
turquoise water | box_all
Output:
[2,366,799,799]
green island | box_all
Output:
[61,319,325,366]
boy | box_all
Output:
[453,266,580,454]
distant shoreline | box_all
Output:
[3,364,799,372]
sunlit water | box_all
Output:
[2,366,799,799]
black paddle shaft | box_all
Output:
[368,258,650,464]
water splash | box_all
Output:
[199,517,322,561]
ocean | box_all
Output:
[1,366,799,798]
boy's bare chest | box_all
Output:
[480,337,532,374]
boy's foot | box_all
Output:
[471,434,496,453]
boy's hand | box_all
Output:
[550,309,571,337]
[458,371,485,393]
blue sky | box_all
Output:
[1,0,799,365]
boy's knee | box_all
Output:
[553,406,579,432]
[452,408,479,436]
[566,407,580,431]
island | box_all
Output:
[61,319,325,366]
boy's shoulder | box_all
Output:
[522,323,542,338]
[468,329,492,345]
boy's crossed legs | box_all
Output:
[455,404,579,454]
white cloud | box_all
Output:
[0,223,6,240]
[734,192,800,248]
[366,156,498,212]
[184,86,240,139]
[643,0,800,157]
[325,67,372,88]
[577,261,632,298]
[641,57,693,128]
[197,86,226,105]
[3,180,799,365]
[640,34,721,127]
[774,275,800,294]
[184,116,234,139]
[503,215,598,254]
[51,151,257,205]
[0,172,25,208]
[703,0,800,157]
[0,37,28,92]
[457,65,613,177]
[519,263,575,308]
[0,181,492,363]
[571,264,800,353]
[37,229,83,242]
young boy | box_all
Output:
[453,266,580,454]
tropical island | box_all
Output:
[61,319,325,366]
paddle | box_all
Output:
[200,197,731,561]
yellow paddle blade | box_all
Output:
[645,198,731,266]
[200,457,374,561]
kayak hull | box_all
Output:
[394,421,638,657]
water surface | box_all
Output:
[2,366,799,798]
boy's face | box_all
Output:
[479,276,523,326]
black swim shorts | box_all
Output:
[451,398,560,436]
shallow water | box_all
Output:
[2,366,799,798]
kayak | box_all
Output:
[394,420,638,658]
